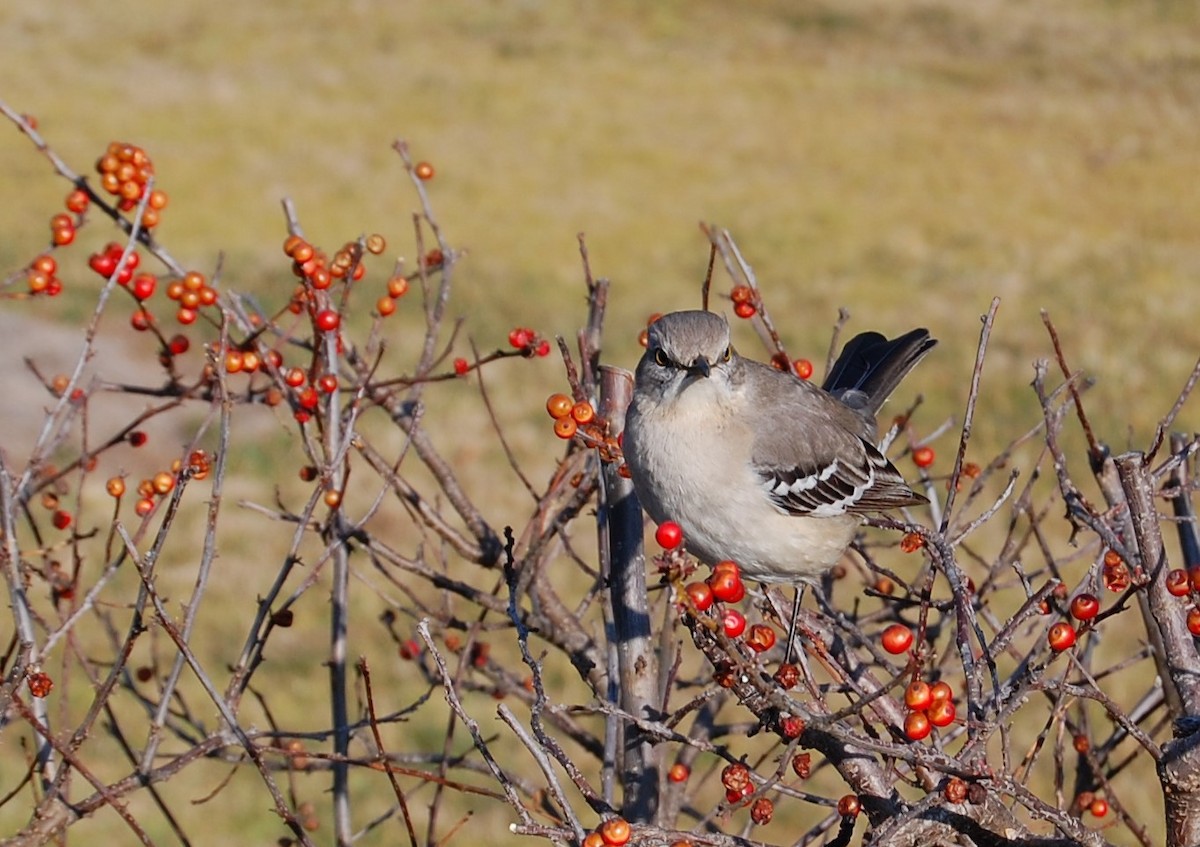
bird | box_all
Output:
[622,309,935,586]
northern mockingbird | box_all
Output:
[623,310,935,584]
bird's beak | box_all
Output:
[687,357,711,378]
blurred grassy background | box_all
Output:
[3,1,1200,845]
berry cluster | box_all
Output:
[25,253,62,296]
[95,142,168,225]
[902,678,957,740]
[1163,564,1200,635]
[106,450,211,519]
[545,392,595,440]
[730,284,756,319]
[508,326,551,358]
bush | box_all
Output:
[3,105,1200,847]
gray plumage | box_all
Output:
[623,310,934,584]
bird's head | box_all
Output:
[636,310,737,404]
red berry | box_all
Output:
[27,671,53,698]
[1048,621,1077,652]
[912,446,936,468]
[89,252,118,277]
[733,301,755,319]
[746,624,777,653]
[297,386,319,410]
[904,711,931,741]
[535,340,551,357]
[508,327,532,349]
[793,358,813,380]
[684,582,714,612]
[927,697,956,727]
[721,609,746,638]
[168,334,189,356]
[836,794,861,817]
[315,309,340,332]
[1089,798,1108,817]
[881,623,914,655]
[317,374,338,394]
[904,680,933,711]
[750,797,773,825]
[930,681,953,702]
[708,566,745,603]
[778,715,803,738]
[51,510,72,530]
[1167,568,1191,597]
[131,274,156,301]
[130,309,153,331]
[1069,593,1100,621]
[453,358,470,376]
[655,521,683,550]
[1188,607,1200,637]
[668,763,689,783]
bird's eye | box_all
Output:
[653,348,670,367]
[722,347,732,363]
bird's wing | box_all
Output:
[743,364,925,517]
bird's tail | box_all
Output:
[822,328,937,419]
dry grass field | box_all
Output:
[3,2,1200,845]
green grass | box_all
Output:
[3,1,1200,844]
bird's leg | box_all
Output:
[782,584,805,666]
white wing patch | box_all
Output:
[758,439,921,517]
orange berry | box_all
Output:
[149,472,174,496]
[904,680,932,711]
[376,296,396,316]
[553,417,578,439]
[65,189,90,213]
[414,161,435,180]
[912,446,935,468]
[900,532,925,552]
[571,402,595,424]
[545,393,573,419]
[365,234,386,254]
[598,817,631,847]
[387,275,409,298]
